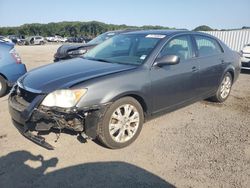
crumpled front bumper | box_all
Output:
[8,86,110,150]
[12,119,55,150]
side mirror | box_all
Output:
[154,55,180,67]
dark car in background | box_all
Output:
[7,35,26,45]
[0,40,27,97]
[9,30,240,150]
[54,30,132,62]
[66,36,88,43]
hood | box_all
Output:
[56,44,96,58]
[19,58,136,93]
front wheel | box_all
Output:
[97,97,144,149]
[210,72,232,103]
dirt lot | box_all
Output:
[0,44,250,188]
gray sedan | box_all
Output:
[8,30,241,149]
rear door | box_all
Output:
[193,35,225,96]
[150,35,199,113]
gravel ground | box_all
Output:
[0,44,249,188]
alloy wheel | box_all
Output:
[109,104,140,143]
[220,75,232,99]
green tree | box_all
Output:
[194,25,213,31]
[0,21,172,38]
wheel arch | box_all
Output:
[227,69,234,82]
[222,65,235,83]
[110,92,149,117]
[0,73,8,81]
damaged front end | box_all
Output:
[31,106,85,132]
[9,84,109,150]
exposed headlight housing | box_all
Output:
[41,89,87,108]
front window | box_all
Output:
[158,35,194,61]
[84,34,162,65]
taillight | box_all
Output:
[10,48,22,64]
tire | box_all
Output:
[97,97,144,149]
[210,72,233,103]
[0,76,8,97]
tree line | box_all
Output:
[1,21,248,38]
[0,21,172,38]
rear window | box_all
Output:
[195,35,223,57]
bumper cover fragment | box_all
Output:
[12,119,54,150]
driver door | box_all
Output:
[150,35,199,114]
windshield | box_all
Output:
[87,32,117,45]
[84,34,163,65]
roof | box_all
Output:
[106,29,140,34]
[123,29,190,36]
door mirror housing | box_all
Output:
[154,55,180,67]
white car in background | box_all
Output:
[26,36,45,45]
[241,44,250,70]
[0,36,13,43]
[46,35,67,42]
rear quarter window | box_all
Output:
[195,35,223,57]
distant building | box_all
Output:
[202,29,250,52]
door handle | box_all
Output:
[192,66,198,72]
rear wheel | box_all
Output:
[0,76,8,97]
[210,72,232,103]
[97,97,144,149]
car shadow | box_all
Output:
[0,150,175,188]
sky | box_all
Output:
[0,0,249,30]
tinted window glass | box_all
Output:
[85,34,162,65]
[159,35,193,61]
[195,35,222,57]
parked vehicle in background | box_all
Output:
[66,36,87,43]
[46,36,56,42]
[8,30,240,150]
[241,44,250,70]
[46,35,67,42]
[0,41,27,97]
[0,36,13,43]
[7,35,26,45]
[26,36,45,45]
[54,30,133,62]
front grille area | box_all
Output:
[19,87,39,103]
[242,62,250,67]
[10,95,29,112]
